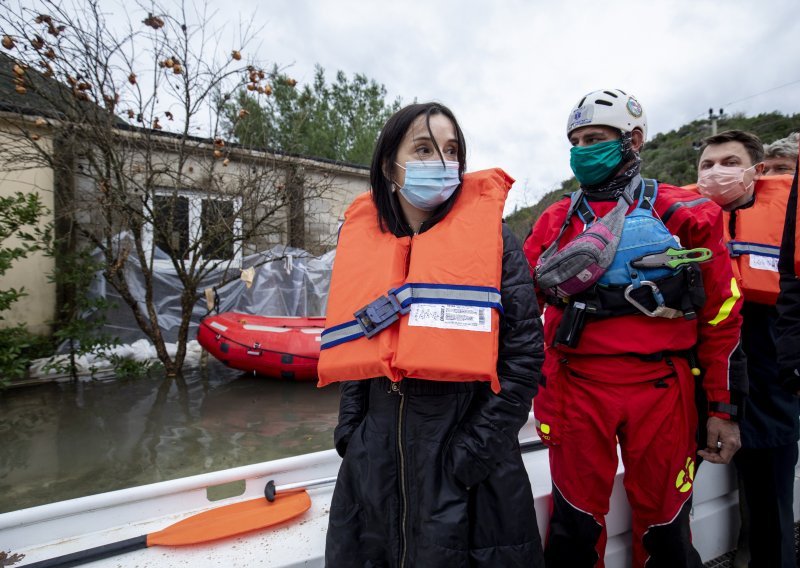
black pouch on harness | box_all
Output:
[685,264,706,313]
[554,301,587,348]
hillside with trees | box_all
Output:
[506,111,800,242]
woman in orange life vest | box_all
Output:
[318,102,545,567]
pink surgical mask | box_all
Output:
[697,164,756,207]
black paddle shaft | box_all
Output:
[20,535,147,568]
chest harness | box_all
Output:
[547,179,710,347]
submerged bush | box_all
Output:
[0,327,52,387]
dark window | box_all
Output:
[201,199,235,260]
[153,195,189,259]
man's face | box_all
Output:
[698,141,763,210]
[763,156,796,176]
[698,141,756,171]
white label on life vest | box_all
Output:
[749,254,779,272]
[407,303,492,332]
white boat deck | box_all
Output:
[2,414,798,567]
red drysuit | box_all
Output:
[524,182,743,568]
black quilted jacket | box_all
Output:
[325,224,545,567]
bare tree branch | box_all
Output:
[0,0,339,375]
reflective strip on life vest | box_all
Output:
[320,283,503,350]
[319,320,367,350]
[708,277,741,326]
[393,283,503,311]
[727,241,781,258]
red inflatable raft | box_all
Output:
[197,312,325,381]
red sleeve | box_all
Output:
[663,189,744,420]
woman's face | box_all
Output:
[390,113,459,190]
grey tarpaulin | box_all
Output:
[82,235,334,345]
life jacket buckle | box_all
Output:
[353,290,409,338]
[624,281,684,319]
[726,241,741,257]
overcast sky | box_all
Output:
[200,1,800,214]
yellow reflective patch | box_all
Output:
[540,423,551,435]
[675,457,695,493]
[708,278,741,326]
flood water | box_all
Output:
[0,359,341,513]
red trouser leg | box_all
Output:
[545,369,624,568]
[618,358,702,568]
[545,359,703,568]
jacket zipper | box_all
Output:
[583,230,609,245]
[396,227,413,567]
[392,381,409,568]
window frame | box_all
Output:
[141,188,242,271]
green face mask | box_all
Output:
[569,139,624,186]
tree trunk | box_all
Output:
[286,167,305,249]
[53,133,78,330]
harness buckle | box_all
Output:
[624,281,684,319]
[353,290,409,338]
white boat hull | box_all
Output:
[2,414,798,567]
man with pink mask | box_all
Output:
[697,130,799,568]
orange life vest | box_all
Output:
[317,168,511,393]
[723,176,792,304]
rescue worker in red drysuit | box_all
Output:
[697,130,799,568]
[523,89,745,568]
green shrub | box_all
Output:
[0,326,52,387]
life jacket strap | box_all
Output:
[727,240,781,259]
[321,283,503,350]
[392,283,503,311]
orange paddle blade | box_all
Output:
[147,491,312,546]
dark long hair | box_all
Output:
[369,102,467,235]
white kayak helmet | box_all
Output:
[566,89,647,140]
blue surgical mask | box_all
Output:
[395,160,460,211]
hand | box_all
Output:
[697,416,741,464]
